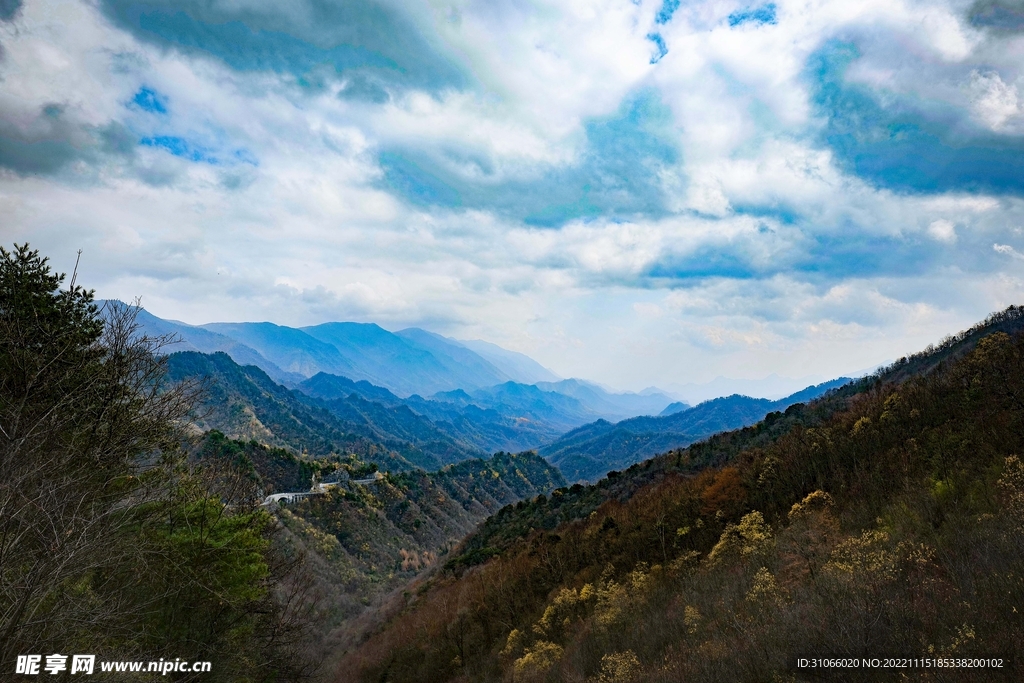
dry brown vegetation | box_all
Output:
[269,451,565,639]
[337,328,1024,682]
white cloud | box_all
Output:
[683,178,732,216]
[969,70,1022,132]
[928,219,958,243]
[994,243,1024,260]
[2,0,1024,390]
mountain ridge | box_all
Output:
[164,350,484,472]
[126,304,681,420]
[540,378,851,482]
[123,303,558,396]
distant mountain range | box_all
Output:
[540,378,851,482]
[150,314,527,395]
[164,349,671,463]
[129,305,550,394]
[166,344,851,486]
[125,303,678,421]
[298,372,586,453]
[662,373,842,404]
[456,338,560,384]
[293,370,681,454]
[535,379,683,421]
[165,351,483,471]
[127,304,861,485]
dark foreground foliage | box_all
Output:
[0,245,318,681]
[341,317,1024,682]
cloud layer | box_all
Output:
[2,0,1024,390]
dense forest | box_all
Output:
[340,308,1024,682]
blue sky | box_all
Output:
[2,0,1024,392]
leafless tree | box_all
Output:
[0,250,201,663]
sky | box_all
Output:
[2,0,1024,392]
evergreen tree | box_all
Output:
[0,244,316,681]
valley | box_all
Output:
[159,298,1024,681]
[17,280,1023,682]
[143,302,874,667]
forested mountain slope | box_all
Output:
[540,378,850,482]
[3,249,323,681]
[174,347,570,665]
[298,372,575,453]
[166,351,484,471]
[193,432,564,652]
[339,306,1024,683]
[870,304,1024,384]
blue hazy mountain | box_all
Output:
[299,322,468,393]
[202,321,361,380]
[199,321,551,396]
[395,328,515,384]
[659,401,690,416]
[433,381,600,433]
[299,371,681,453]
[121,306,306,385]
[127,305,678,423]
[123,303,558,396]
[535,379,676,421]
[540,378,851,482]
[444,379,675,425]
[300,373,593,448]
[298,372,673,453]
[300,372,576,453]
[456,339,560,383]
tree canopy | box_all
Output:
[0,244,316,681]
